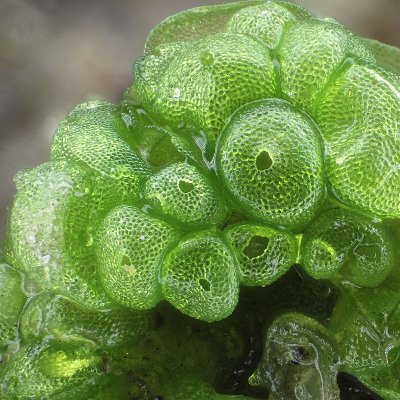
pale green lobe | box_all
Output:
[223,222,298,286]
[4,161,112,310]
[0,264,26,348]
[329,287,400,373]
[329,282,400,400]
[144,162,226,226]
[363,38,400,76]
[144,0,264,51]
[121,93,207,168]
[135,32,276,143]
[316,64,400,218]
[20,293,152,348]
[50,100,151,227]
[50,100,149,178]
[95,205,180,310]
[301,208,394,287]
[162,230,240,322]
[329,286,400,399]
[216,99,325,231]
[0,339,100,398]
[226,2,298,49]
[250,313,340,400]
[279,18,375,112]
[1,1,400,397]
[275,1,312,18]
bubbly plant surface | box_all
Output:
[1,1,400,399]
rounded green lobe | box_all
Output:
[5,161,111,310]
[316,64,400,218]
[216,99,325,230]
[223,222,298,286]
[20,293,152,348]
[226,2,298,49]
[135,32,276,143]
[0,339,100,398]
[279,18,375,112]
[144,162,226,226]
[330,287,400,373]
[95,205,179,310]
[162,230,240,322]
[302,208,394,287]
[144,1,264,51]
[1,1,400,397]
[51,100,151,227]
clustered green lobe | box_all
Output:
[1,0,400,398]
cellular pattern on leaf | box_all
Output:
[1,0,400,398]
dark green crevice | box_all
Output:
[255,151,273,171]
[121,255,132,266]
[337,373,383,400]
[243,236,270,259]
[120,268,379,399]
[178,180,195,193]
[199,279,211,291]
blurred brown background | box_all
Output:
[1,0,399,241]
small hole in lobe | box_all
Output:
[256,151,273,171]
[121,255,131,266]
[243,236,270,259]
[199,279,211,291]
[178,180,195,193]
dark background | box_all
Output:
[1,0,400,240]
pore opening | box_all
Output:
[199,279,211,291]
[291,346,311,365]
[243,235,270,259]
[121,255,131,266]
[256,151,273,171]
[178,180,195,193]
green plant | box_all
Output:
[1,1,400,398]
